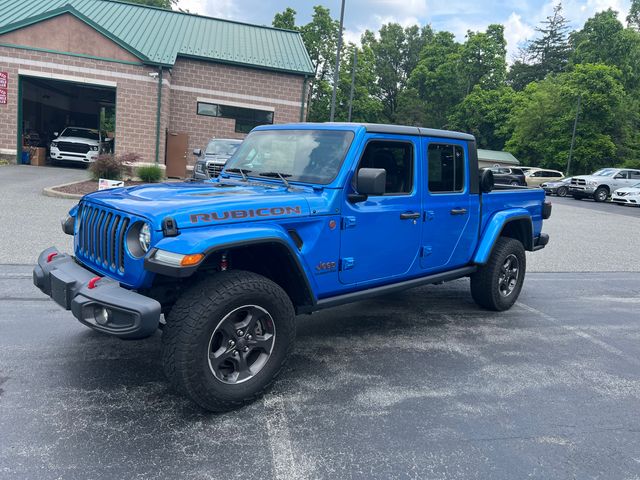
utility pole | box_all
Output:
[566,95,581,176]
[347,49,357,122]
[329,0,345,122]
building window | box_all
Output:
[428,144,465,193]
[196,101,274,133]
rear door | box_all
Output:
[339,135,421,285]
[420,139,475,271]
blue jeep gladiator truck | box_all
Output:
[34,123,551,411]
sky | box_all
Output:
[175,0,632,61]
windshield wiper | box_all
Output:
[259,172,292,189]
[226,167,251,181]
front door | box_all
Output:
[339,136,421,285]
[420,140,473,271]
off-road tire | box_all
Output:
[470,237,526,311]
[594,186,609,202]
[161,270,295,411]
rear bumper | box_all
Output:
[33,247,161,339]
[533,233,549,251]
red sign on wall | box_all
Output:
[0,72,7,89]
[0,88,7,105]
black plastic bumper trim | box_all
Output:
[33,247,161,339]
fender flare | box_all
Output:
[473,209,533,265]
[144,225,317,306]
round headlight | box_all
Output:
[139,223,151,253]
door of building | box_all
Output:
[166,131,189,178]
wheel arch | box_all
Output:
[473,211,533,265]
[200,239,316,312]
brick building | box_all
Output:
[0,0,313,173]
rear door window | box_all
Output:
[427,144,465,193]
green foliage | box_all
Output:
[506,64,627,174]
[137,165,164,183]
[89,154,125,181]
[277,4,640,173]
[448,86,517,149]
[272,7,297,30]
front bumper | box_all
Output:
[50,148,98,163]
[569,186,595,196]
[33,247,161,339]
[612,195,639,205]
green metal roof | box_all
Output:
[0,0,315,74]
[477,149,520,165]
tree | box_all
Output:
[332,44,384,122]
[447,86,517,149]
[627,0,640,30]
[528,4,571,77]
[121,0,175,8]
[272,7,298,30]
[460,24,507,92]
[398,31,465,128]
[363,24,431,121]
[506,64,629,173]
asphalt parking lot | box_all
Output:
[1,165,640,479]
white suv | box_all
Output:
[50,127,102,164]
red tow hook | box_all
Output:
[87,276,102,289]
[46,252,58,263]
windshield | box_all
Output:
[592,169,617,177]
[224,129,355,184]
[205,140,241,156]
[61,128,99,140]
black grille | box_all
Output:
[57,141,91,154]
[77,204,128,272]
[207,163,224,177]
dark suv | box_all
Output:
[482,167,526,186]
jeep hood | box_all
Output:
[82,180,314,230]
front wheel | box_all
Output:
[470,237,526,311]
[162,270,296,411]
[510,181,520,186]
[594,187,608,202]
[557,186,568,197]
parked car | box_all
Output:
[34,123,551,412]
[482,167,526,186]
[541,177,572,197]
[50,127,102,165]
[570,168,640,202]
[525,169,564,187]
[611,182,640,206]
[193,138,242,179]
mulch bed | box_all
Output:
[53,180,148,196]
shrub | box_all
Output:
[89,154,125,181]
[137,164,164,183]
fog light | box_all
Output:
[94,306,111,326]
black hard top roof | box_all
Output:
[362,123,475,141]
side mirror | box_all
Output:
[192,148,202,157]
[53,132,59,137]
[480,169,494,193]
[349,168,386,203]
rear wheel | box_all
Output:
[470,237,526,311]
[557,186,568,197]
[594,187,609,202]
[162,270,295,411]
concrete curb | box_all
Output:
[42,179,89,200]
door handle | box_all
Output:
[450,208,468,215]
[400,212,421,220]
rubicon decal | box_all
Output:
[190,206,303,223]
